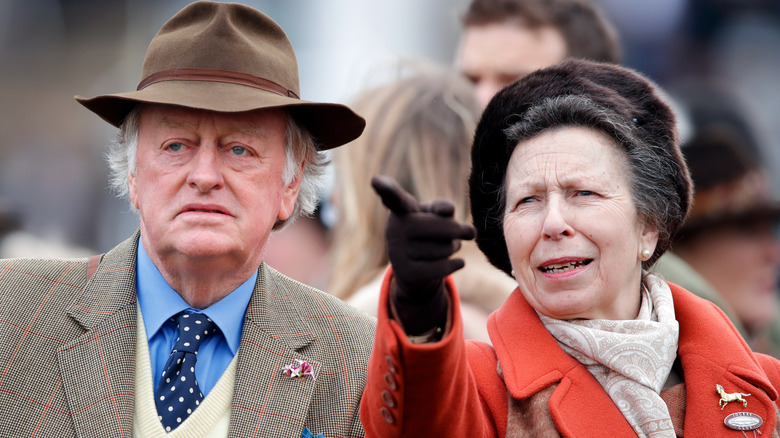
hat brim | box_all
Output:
[678,202,780,236]
[75,81,365,150]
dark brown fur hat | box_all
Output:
[469,59,692,274]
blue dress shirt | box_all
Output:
[136,239,255,396]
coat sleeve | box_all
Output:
[359,267,503,437]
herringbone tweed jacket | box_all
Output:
[0,231,376,438]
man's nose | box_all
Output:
[187,146,225,193]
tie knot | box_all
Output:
[171,312,217,354]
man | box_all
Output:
[0,2,374,437]
[456,0,621,107]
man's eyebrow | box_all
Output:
[156,116,195,130]
[234,125,266,138]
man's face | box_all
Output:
[129,104,301,269]
[457,21,567,108]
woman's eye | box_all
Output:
[231,146,247,156]
[519,196,535,204]
[167,142,184,152]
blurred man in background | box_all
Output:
[456,0,621,107]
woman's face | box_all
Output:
[676,219,780,332]
[503,126,658,320]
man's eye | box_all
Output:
[167,142,184,152]
[578,190,594,196]
[231,146,247,156]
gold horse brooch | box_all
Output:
[717,384,751,410]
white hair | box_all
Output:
[107,105,328,229]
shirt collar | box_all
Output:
[135,239,256,355]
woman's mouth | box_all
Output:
[539,259,592,273]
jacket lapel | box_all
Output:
[58,233,139,438]
[229,263,319,438]
[489,290,635,437]
[671,283,778,436]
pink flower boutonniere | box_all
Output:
[282,359,316,381]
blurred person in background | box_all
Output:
[0,2,375,437]
[263,203,334,291]
[656,83,780,357]
[456,0,621,107]
[329,68,516,343]
[0,201,93,258]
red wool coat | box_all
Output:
[361,269,780,437]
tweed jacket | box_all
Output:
[0,231,376,438]
[361,269,780,437]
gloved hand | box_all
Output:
[371,175,476,335]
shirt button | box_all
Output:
[381,389,397,408]
[384,371,398,390]
[380,406,395,424]
[384,355,398,373]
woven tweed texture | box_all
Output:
[0,230,376,437]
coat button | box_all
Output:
[384,371,398,390]
[381,389,397,408]
[384,355,398,373]
[380,406,395,424]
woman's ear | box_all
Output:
[639,222,660,261]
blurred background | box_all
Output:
[1,0,779,255]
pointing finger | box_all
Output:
[371,175,421,216]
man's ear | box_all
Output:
[128,171,140,210]
[277,164,304,221]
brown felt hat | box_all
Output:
[75,1,364,150]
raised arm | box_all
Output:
[371,175,475,339]
[360,176,502,437]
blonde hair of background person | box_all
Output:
[329,69,516,342]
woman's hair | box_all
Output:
[470,59,692,274]
[329,70,481,299]
[106,104,327,230]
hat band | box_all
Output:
[137,67,300,99]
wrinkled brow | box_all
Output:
[155,116,267,139]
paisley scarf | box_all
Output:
[539,274,679,437]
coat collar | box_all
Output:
[488,282,778,437]
[488,288,635,436]
[60,231,140,437]
[670,282,777,436]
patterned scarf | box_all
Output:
[539,274,679,437]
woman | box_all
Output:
[360,59,780,437]
[329,69,516,342]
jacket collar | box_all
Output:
[488,288,635,436]
[670,282,777,435]
[487,282,778,437]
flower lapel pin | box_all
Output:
[282,359,316,381]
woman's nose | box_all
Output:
[541,200,574,240]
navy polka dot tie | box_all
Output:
[155,312,217,432]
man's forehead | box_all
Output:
[140,104,284,136]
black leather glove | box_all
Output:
[371,175,476,335]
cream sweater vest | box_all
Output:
[133,306,237,437]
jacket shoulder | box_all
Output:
[0,257,90,310]
[756,353,780,390]
[262,264,377,342]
